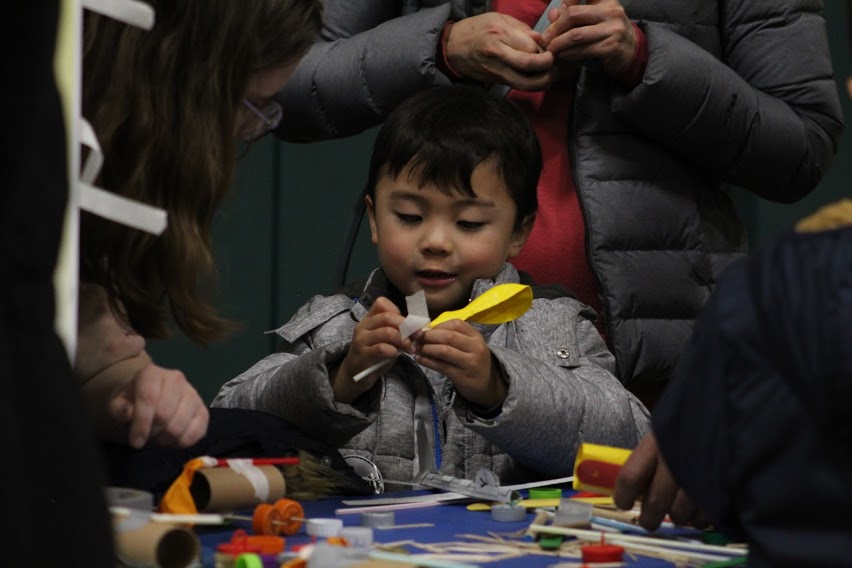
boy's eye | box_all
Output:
[395,212,422,224]
[457,220,486,231]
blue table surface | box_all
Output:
[195,489,702,568]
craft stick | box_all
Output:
[342,492,467,507]
[336,500,448,515]
[111,507,227,526]
[368,550,479,568]
[527,524,746,557]
[601,539,729,563]
[375,523,435,530]
[590,516,650,535]
[215,457,300,467]
[502,475,574,491]
[352,357,394,383]
[590,506,638,523]
[149,513,226,525]
[226,514,307,524]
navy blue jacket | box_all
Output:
[653,225,852,567]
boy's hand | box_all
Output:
[109,363,209,449]
[331,297,414,404]
[416,320,507,409]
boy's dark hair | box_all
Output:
[366,85,541,231]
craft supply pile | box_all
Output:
[107,444,747,567]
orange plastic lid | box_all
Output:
[252,503,283,536]
[216,541,261,555]
[243,535,285,555]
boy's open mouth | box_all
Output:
[416,270,457,286]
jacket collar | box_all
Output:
[352,263,520,321]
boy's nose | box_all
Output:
[420,223,452,256]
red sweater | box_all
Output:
[440,1,648,339]
[497,0,602,334]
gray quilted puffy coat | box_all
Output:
[212,264,650,484]
[276,0,844,391]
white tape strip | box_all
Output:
[79,182,167,235]
[226,459,270,503]
[79,119,102,184]
[81,0,155,30]
[353,290,431,382]
[399,289,431,339]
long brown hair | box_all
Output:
[81,0,321,343]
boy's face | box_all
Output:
[366,160,532,316]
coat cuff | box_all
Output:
[436,21,465,80]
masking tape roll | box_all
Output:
[491,503,527,522]
[105,487,154,511]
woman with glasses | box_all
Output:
[76,0,321,451]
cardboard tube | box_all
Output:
[190,465,286,512]
[115,522,199,568]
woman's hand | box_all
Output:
[541,0,637,83]
[108,363,209,449]
[445,12,555,91]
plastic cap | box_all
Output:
[360,511,395,528]
[491,504,527,522]
[581,543,625,562]
[339,527,374,548]
[235,553,264,568]
[529,488,563,500]
[306,518,343,538]
[555,498,592,527]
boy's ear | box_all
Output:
[507,214,535,258]
[365,194,379,246]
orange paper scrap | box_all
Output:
[159,456,218,514]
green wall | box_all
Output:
[150,4,851,403]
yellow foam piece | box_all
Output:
[466,495,614,511]
[430,284,532,328]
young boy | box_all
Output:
[213,85,650,484]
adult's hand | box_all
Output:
[445,12,555,91]
[109,363,209,449]
[540,0,637,82]
[613,432,707,530]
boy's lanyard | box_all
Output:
[430,398,443,469]
[412,372,443,471]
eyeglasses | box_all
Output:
[237,98,283,142]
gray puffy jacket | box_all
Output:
[212,264,650,484]
[276,0,844,391]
